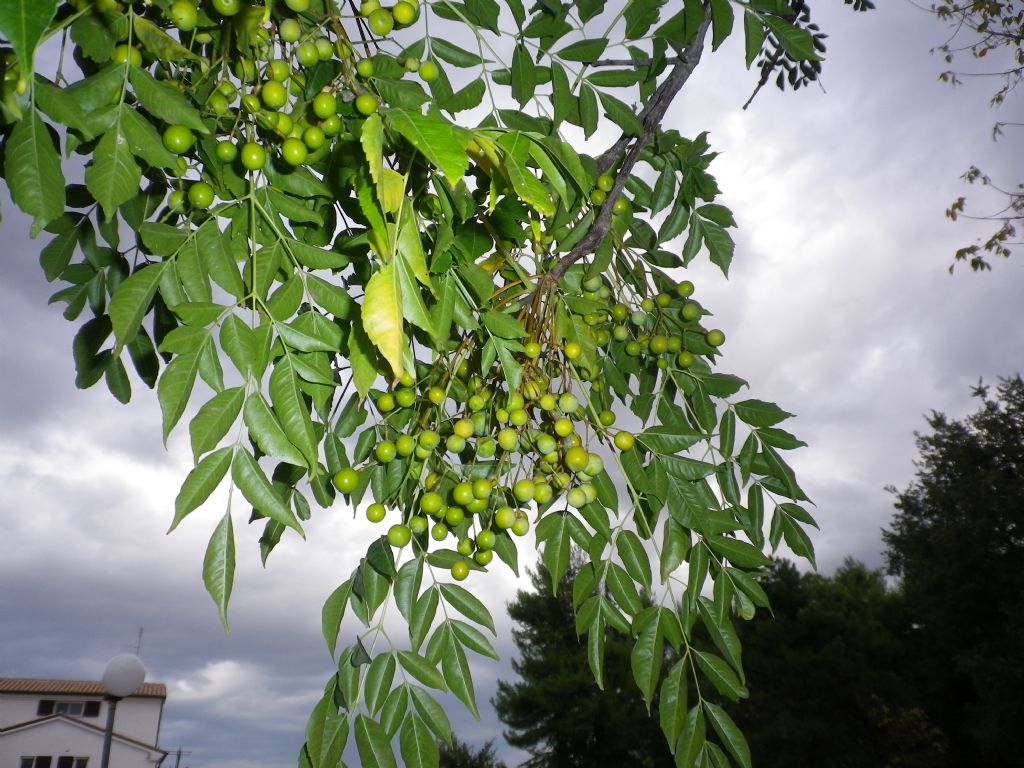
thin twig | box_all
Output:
[545,11,713,286]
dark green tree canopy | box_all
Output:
[883,375,1024,766]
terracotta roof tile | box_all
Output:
[0,678,166,698]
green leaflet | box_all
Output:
[354,715,397,768]
[384,108,469,182]
[0,0,57,75]
[231,448,305,536]
[129,66,207,133]
[5,109,66,235]
[202,510,235,631]
[171,446,232,531]
[85,126,142,220]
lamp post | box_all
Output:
[99,655,146,768]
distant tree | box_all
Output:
[733,559,947,768]
[493,563,673,768]
[917,1,1024,269]
[438,737,506,768]
[883,375,1024,766]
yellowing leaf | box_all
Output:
[362,262,405,380]
[380,169,407,215]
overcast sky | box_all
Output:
[2,1,1022,767]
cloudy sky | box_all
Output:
[1,1,1022,766]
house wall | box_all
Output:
[0,718,164,768]
[0,695,163,744]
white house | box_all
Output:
[0,678,168,768]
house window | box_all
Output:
[37,700,100,717]
[20,757,53,768]
[57,757,89,768]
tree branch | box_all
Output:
[543,11,713,286]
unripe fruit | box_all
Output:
[261,80,288,110]
[564,342,582,360]
[284,0,311,10]
[421,492,443,515]
[681,301,702,322]
[315,37,334,60]
[360,0,381,15]
[387,524,411,547]
[187,181,214,209]
[494,506,517,529]
[312,91,337,119]
[388,435,413,458]
[169,1,199,31]
[167,190,186,211]
[567,487,587,508]
[322,115,342,136]
[497,428,519,451]
[677,280,695,297]
[211,0,242,15]
[279,19,302,42]
[376,393,396,412]
[418,430,440,449]
[355,94,379,115]
[706,329,726,347]
[333,467,358,492]
[511,515,530,537]
[302,125,325,150]
[215,141,238,163]
[677,350,695,368]
[162,125,195,154]
[368,7,395,35]
[640,297,656,312]
[445,506,465,526]
[431,522,449,541]
[524,341,541,359]
[453,482,474,506]
[535,434,557,455]
[418,60,438,81]
[113,45,142,67]
[558,393,578,413]
[395,387,416,407]
[457,538,474,556]
[598,410,615,426]
[589,189,607,206]
[533,482,553,504]
[539,394,557,411]
[612,198,631,215]
[427,387,445,405]
[471,478,492,499]
[356,59,375,78]
[513,479,535,502]
[281,137,308,166]
[451,560,470,580]
[446,434,466,453]
[565,446,589,472]
[409,515,428,535]
[453,418,474,439]
[366,503,386,523]
[614,431,636,451]
[375,441,396,463]
[240,142,267,171]
[509,408,529,426]
[596,174,614,192]
[296,43,320,68]
[474,549,493,565]
[553,418,574,437]
[476,530,496,550]
[393,0,417,24]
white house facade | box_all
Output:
[0,678,167,768]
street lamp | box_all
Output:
[99,655,146,768]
